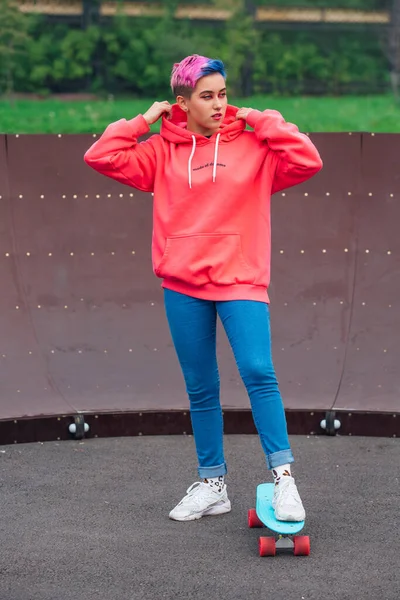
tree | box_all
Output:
[387,0,400,99]
[213,0,259,97]
[0,0,33,97]
[82,0,101,30]
[241,0,257,97]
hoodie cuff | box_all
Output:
[246,109,263,129]
[127,114,151,137]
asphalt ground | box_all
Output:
[0,434,399,600]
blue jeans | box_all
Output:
[163,289,294,478]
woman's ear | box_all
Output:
[176,95,188,112]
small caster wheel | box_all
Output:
[69,415,89,440]
[293,535,310,556]
[68,422,89,435]
[248,508,263,528]
[259,536,276,557]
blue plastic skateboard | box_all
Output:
[248,483,310,557]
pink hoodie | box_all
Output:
[84,104,322,302]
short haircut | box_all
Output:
[170,54,226,98]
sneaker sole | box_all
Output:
[169,500,232,522]
[275,512,306,522]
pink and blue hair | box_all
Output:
[171,55,226,97]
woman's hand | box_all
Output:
[143,101,172,125]
[236,107,253,121]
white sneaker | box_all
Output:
[169,482,231,522]
[272,476,306,522]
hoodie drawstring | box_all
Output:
[188,133,221,189]
[212,133,221,183]
[188,136,196,189]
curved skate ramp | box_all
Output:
[0,132,398,443]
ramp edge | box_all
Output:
[0,409,398,446]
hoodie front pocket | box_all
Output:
[155,233,255,286]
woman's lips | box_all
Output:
[212,114,222,120]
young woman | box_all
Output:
[84,55,323,522]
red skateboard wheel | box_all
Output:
[293,535,310,556]
[248,508,264,528]
[259,536,276,557]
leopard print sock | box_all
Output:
[203,476,224,493]
[272,464,292,485]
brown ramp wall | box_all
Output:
[0,132,398,443]
[335,134,400,414]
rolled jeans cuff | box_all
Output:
[198,462,227,478]
[266,449,294,470]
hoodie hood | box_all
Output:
[160,104,245,145]
[160,104,245,188]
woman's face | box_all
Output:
[177,73,228,137]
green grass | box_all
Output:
[1,95,400,133]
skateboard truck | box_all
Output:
[268,534,310,556]
[275,535,295,553]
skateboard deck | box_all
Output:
[256,483,304,534]
[248,483,310,556]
